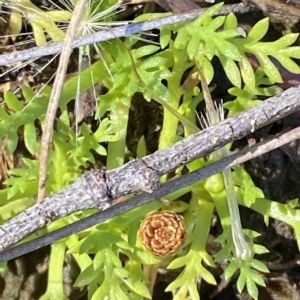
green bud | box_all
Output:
[204,173,224,194]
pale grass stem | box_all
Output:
[198,66,252,260]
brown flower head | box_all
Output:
[139,211,186,256]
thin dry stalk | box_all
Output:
[37,0,88,202]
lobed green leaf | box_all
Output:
[174,27,189,50]
[4,91,23,111]
[250,259,270,273]
[224,13,238,30]
[219,54,241,88]
[224,260,239,279]
[160,26,171,49]
[214,38,241,61]
[115,268,151,298]
[74,264,102,287]
[246,18,269,44]
[246,276,259,300]
[133,45,160,59]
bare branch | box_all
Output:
[1,123,300,261]
[0,85,299,258]
[0,2,256,67]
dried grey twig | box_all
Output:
[1,124,300,261]
[0,2,256,67]
[0,85,300,255]
[0,160,160,252]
